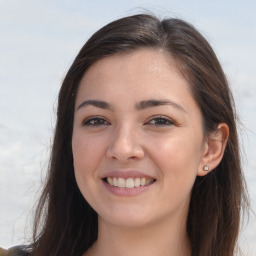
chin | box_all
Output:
[98,207,154,228]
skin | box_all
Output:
[72,49,229,256]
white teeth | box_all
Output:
[134,177,140,187]
[107,177,113,186]
[140,177,146,186]
[106,177,154,188]
[113,177,118,186]
[145,179,151,185]
[118,177,126,188]
[126,178,135,188]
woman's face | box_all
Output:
[72,49,207,228]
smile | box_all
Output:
[105,177,155,189]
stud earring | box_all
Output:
[203,165,209,171]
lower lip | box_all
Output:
[102,180,154,196]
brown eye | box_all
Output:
[83,117,110,126]
[147,116,174,126]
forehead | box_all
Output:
[75,49,196,111]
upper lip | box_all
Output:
[101,170,156,180]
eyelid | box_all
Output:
[145,115,176,126]
[82,116,110,126]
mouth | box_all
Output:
[103,177,156,189]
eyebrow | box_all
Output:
[135,99,187,113]
[77,99,186,113]
[77,100,113,111]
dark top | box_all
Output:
[0,246,29,256]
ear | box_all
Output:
[197,123,229,176]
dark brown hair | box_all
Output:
[29,14,248,256]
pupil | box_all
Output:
[157,118,165,124]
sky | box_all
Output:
[0,0,256,254]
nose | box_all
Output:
[106,124,144,162]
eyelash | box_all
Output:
[146,116,175,126]
[82,116,175,127]
[82,117,110,127]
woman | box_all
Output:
[1,13,248,256]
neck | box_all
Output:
[85,216,191,256]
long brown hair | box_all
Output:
[29,14,248,256]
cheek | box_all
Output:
[150,134,200,162]
[72,134,105,174]
[149,133,202,183]
[72,137,98,199]
[72,135,106,203]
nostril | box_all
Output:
[106,145,145,162]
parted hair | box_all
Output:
[29,14,248,256]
